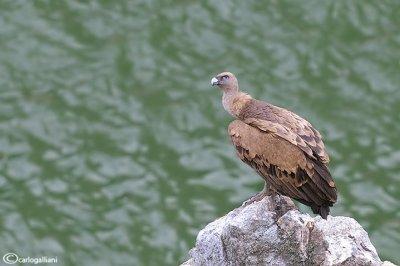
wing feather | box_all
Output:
[228,120,336,217]
[239,99,330,163]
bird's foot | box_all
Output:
[242,182,276,207]
[242,186,275,207]
[241,191,268,207]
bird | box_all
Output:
[211,71,337,219]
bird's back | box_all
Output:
[228,97,337,218]
[238,98,330,164]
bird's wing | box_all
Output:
[228,120,337,208]
[239,100,330,164]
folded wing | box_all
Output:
[239,99,330,164]
[228,120,337,218]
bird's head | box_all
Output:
[211,72,238,92]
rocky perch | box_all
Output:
[181,195,395,266]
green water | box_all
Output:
[0,1,399,265]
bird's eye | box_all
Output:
[222,75,229,79]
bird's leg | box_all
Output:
[242,181,274,207]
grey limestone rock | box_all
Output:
[182,195,389,266]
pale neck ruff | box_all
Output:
[222,89,240,117]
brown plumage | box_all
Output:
[211,72,337,219]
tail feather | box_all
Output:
[311,204,330,219]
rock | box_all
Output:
[182,195,391,266]
[382,262,397,266]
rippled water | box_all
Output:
[0,1,399,265]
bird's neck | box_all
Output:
[222,89,252,118]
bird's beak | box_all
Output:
[211,77,219,86]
